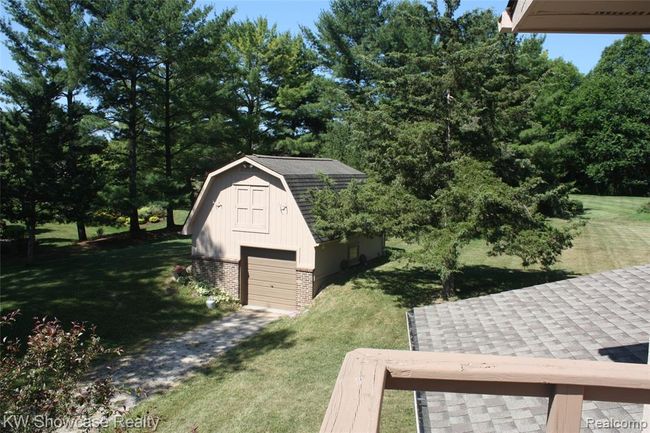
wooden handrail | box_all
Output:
[320,349,650,433]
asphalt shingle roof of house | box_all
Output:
[248,155,366,243]
[409,264,650,433]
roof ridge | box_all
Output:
[249,154,333,161]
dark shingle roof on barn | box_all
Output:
[248,155,366,243]
[248,155,364,176]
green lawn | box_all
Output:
[1,195,649,432]
[0,210,227,351]
[36,209,189,248]
[111,195,649,433]
[111,268,415,433]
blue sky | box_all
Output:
[0,0,642,75]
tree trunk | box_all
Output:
[128,73,140,237]
[164,62,175,229]
[25,217,36,265]
[67,90,90,243]
[77,221,87,242]
[247,100,255,152]
[441,274,454,300]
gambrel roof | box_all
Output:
[182,155,366,243]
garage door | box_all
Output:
[243,248,296,310]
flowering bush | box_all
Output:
[182,278,236,306]
[171,265,189,284]
[209,289,237,306]
[0,310,121,433]
[137,204,165,220]
[189,279,214,297]
[91,210,120,227]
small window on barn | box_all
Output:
[348,244,359,262]
[234,185,269,233]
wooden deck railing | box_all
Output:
[320,349,650,433]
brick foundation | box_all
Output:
[296,269,315,309]
[192,257,240,300]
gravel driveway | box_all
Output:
[103,308,289,411]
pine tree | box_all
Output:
[5,0,104,241]
[146,2,233,228]
[0,76,62,263]
[1,0,66,261]
[88,0,165,237]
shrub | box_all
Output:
[183,277,236,306]
[138,204,165,220]
[116,216,128,226]
[172,265,188,284]
[189,279,214,297]
[95,227,105,238]
[148,215,160,224]
[92,210,120,227]
[0,310,121,433]
[209,289,237,306]
[137,217,145,225]
[537,184,584,218]
[638,201,650,214]
[0,224,25,241]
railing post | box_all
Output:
[546,384,584,433]
[320,350,387,433]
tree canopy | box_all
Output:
[1,0,645,270]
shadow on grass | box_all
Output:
[456,266,576,299]
[197,327,297,380]
[0,234,219,352]
[342,259,575,309]
[351,266,439,308]
[2,227,184,264]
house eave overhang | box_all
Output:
[499,0,650,34]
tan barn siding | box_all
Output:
[191,166,316,269]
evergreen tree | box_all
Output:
[145,2,233,228]
[304,0,388,99]
[23,0,101,241]
[0,0,68,261]
[88,0,165,236]
[228,18,327,155]
[310,1,581,297]
[0,76,62,263]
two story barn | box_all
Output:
[181,155,384,311]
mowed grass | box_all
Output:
[560,195,650,274]
[111,194,649,432]
[36,210,189,248]
[0,210,227,351]
[112,195,650,433]
[2,195,649,432]
[112,269,415,433]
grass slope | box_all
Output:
[115,270,415,433]
[111,195,649,432]
[561,195,650,274]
